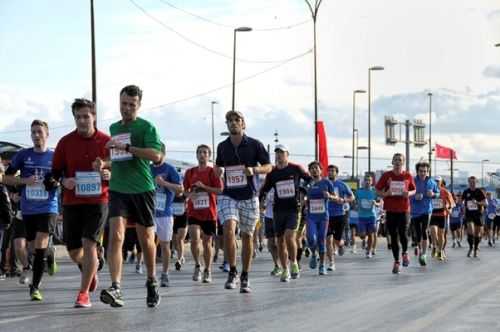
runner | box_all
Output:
[462,176,486,258]
[348,204,359,254]
[100,85,162,308]
[305,161,336,275]
[325,165,353,271]
[295,186,308,269]
[375,153,416,274]
[151,144,183,287]
[494,196,500,244]
[429,176,454,261]
[215,110,271,293]
[184,144,223,283]
[46,98,110,307]
[3,120,59,300]
[259,144,311,281]
[356,174,379,258]
[172,194,188,271]
[409,161,439,266]
[450,193,464,248]
[485,192,497,247]
[262,189,281,276]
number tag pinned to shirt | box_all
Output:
[75,172,102,197]
[155,192,167,211]
[309,199,325,214]
[390,181,405,196]
[225,165,247,189]
[110,133,133,161]
[172,202,185,216]
[276,180,295,199]
[432,198,444,209]
[360,199,372,209]
[467,200,478,211]
[26,183,49,201]
[193,192,210,210]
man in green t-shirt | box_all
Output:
[100,85,162,308]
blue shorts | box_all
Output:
[358,216,376,234]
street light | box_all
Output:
[352,89,366,179]
[211,101,218,162]
[481,159,490,187]
[368,66,384,173]
[231,27,252,112]
[427,92,433,176]
[90,0,97,105]
[495,43,500,47]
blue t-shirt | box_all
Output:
[487,198,497,216]
[151,163,181,218]
[349,209,359,225]
[327,179,353,217]
[450,203,464,224]
[357,188,377,218]
[410,176,439,217]
[8,148,58,215]
[307,179,334,222]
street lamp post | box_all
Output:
[368,66,384,173]
[90,0,97,105]
[357,145,369,178]
[232,27,252,112]
[481,159,490,187]
[427,92,433,176]
[211,101,218,162]
[352,90,366,179]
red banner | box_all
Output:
[317,121,329,176]
[435,143,457,159]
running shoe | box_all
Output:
[387,244,392,250]
[402,253,410,267]
[30,285,43,301]
[371,249,377,256]
[392,261,401,274]
[457,241,462,248]
[97,256,105,272]
[414,247,419,256]
[318,265,327,275]
[19,269,30,285]
[304,247,311,258]
[437,251,444,261]
[47,257,58,276]
[290,263,300,279]
[192,265,202,282]
[100,286,124,307]
[175,260,182,271]
[146,279,161,308]
[431,247,437,258]
[74,291,91,308]
[419,254,427,266]
[327,261,336,271]
[473,249,479,258]
[135,263,143,274]
[467,248,473,257]
[366,251,372,259]
[240,276,251,293]
[309,254,318,270]
[270,266,282,277]
[488,241,493,247]
[224,272,239,289]
[258,245,263,252]
[202,270,212,283]
[160,273,170,287]
[338,246,345,256]
[280,269,291,282]
[89,273,98,292]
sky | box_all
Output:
[1,0,500,179]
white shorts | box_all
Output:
[155,216,174,242]
[217,195,259,235]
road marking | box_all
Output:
[0,315,39,325]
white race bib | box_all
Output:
[276,179,295,199]
[155,192,167,211]
[390,181,405,196]
[467,200,478,211]
[172,202,185,216]
[432,198,444,209]
[110,133,133,161]
[225,165,247,189]
[75,172,102,197]
[309,199,325,214]
[26,183,49,201]
[193,192,210,210]
[361,199,372,209]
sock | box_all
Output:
[474,237,481,250]
[112,281,121,289]
[32,248,46,289]
[297,248,303,262]
[467,234,473,249]
[229,266,237,274]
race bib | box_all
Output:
[350,211,359,219]
[172,202,185,216]
[488,213,496,220]
[360,199,372,209]
[451,209,460,218]
[309,199,325,214]
[193,192,210,210]
[467,200,478,211]
[390,181,405,196]
[276,179,295,199]
[432,198,444,209]
[110,133,133,161]
[225,165,247,189]
[26,183,49,201]
[155,192,166,211]
[75,172,102,197]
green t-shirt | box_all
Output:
[109,117,161,193]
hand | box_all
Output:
[23,176,37,186]
[426,190,434,198]
[402,190,409,198]
[323,191,330,199]
[105,139,126,151]
[62,178,76,190]
[193,181,206,191]
[244,167,255,177]
[101,169,111,181]
[93,157,105,171]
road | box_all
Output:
[1,242,500,332]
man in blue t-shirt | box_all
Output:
[150,144,183,287]
[356,174,380,258]
[3,120,58,301]
[325,165,353,271]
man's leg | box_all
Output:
[135,224,156,280]
[189,224,201,266]
[107,217,126,284]
[80,239,98,292]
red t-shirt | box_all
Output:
[375,170,415,213]
[183,166,223,222]
[52,130,111,205]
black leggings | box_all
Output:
[386,212,409,261]
[412,214,430,243]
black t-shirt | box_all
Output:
[259,163,311,212]
[462,188,485,218]
[216,135,270,201]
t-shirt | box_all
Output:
[410,176,439,217]
[259,163,311,212]
[486,198,497,218]
[349,210,359,225]
[183,166,223,222]
[7,148,58,215]
[375,170,415,213]
[264,190,274,219]
[109,117,162,194]
[52,130,110,205]
[450,203,464,224]
[431,188,454,217]
[151,163,181,218]
[215,135,270,201]
[357,188,377,218]
[462,188,485,218]
[327,179,353,217]
[306,179,335,222]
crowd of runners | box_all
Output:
[0,84,499,309]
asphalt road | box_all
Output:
[1,241,500,332]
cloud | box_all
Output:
[483,65,500,79]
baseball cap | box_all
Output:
[274,144,289,153]
[434,176,442,182]
[225,110,244,121]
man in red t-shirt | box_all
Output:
[48,98,111,308]
[183,145,223,283]
[375,153,416,274]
